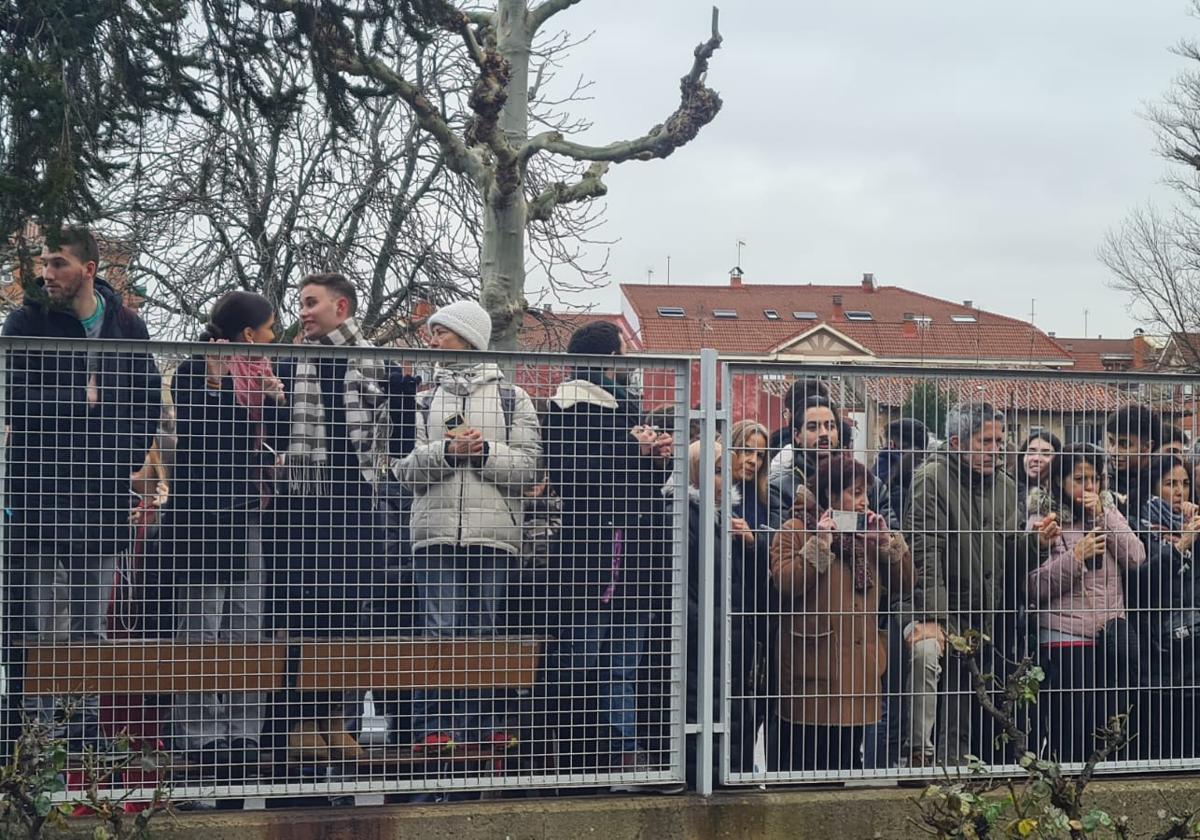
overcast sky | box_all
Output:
[531,0,1195,340]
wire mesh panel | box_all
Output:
[716,360,1200,785]
[0,335,690,803]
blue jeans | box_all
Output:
[410,546,513,743]
[558,609,648,754]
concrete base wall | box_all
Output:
[53,779,1200,840]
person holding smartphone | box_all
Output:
[767,455,914,771]
[400,300,541,754]
[1026,443,1146,764]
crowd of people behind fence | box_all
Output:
[5,227,1200,796]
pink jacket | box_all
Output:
[1025,505,1146,639]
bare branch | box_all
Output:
[343,55,489,184]
[527,160,608,221]
[465,9,495,28]
[521,6,722,166]
[529,0,586,34]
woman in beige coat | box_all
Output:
[768,455,913,771]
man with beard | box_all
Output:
[768,393,892,525]
[3,227,160,747]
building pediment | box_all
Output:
[770,323,875,360]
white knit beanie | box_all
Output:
[428,299,493,351]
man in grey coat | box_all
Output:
[400,300,541,752]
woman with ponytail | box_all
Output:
[161,291,286,780]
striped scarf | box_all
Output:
[287,319,389,495]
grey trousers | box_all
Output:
[18,552,116,734]
[168,524,265,754]
[904,638,998,765]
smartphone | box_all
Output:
[444,413,468,436]
[1085,528,1107,570]
[830,510,868,532]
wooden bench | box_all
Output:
[20,637,546,775]
[20,637,544,695]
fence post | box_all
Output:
[695,348,721,795]
[0,344,8,700]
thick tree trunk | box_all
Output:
[480,0,533,351]
[480,191,528,351]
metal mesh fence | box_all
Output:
[0,337,690,802]
[9,337,1200,803]
[716,360,1200,784]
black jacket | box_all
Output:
[3,279,160,559]
[1132,534,1200,689]
[543,373,670,612]
[157,357,286,574]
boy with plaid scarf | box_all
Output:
[272,273,390,766]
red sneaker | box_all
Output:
[412,732,456,754]
[489,732,518,750]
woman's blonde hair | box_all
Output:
[688,439,722,488]
[729,419,771,504]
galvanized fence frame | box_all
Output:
[0,336,693,803]
[716,358,1200,786]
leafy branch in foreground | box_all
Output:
[906,629,1198,840]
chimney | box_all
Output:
[862,272,876,292]
[1048,331,1056,338]
[902,319,918,338]
[730,266,744,288]
[1133,334,1147,369]
[963,300,974,309]
[831,294,845,322]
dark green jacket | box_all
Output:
[899,449,1047,639]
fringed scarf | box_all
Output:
[287,319,389,495]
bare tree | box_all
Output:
[1102,0,1200,369]
[1101,207,1200,369]
[99,10,481,341]
[101,4,623,341]
[202,0,725,349]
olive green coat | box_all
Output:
[898,450,1048,638]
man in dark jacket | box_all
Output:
[269,272,391,767]
[543,322,674,775]
[3,227,160,744]
[1105,406,1162,528]
[876,418,929,522]
[767,395,894,529]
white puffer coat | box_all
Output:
[400,363,541,554]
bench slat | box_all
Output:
[19,637,545,695]
[296,638,543,691]
[21,642,289,695]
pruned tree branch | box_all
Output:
[521,5,722,166]
[529,0,586,34]
[527,161,608,221]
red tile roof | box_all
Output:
[860,376,1137,412]
[1051,337,1136,373]
[621,281,1073,364]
